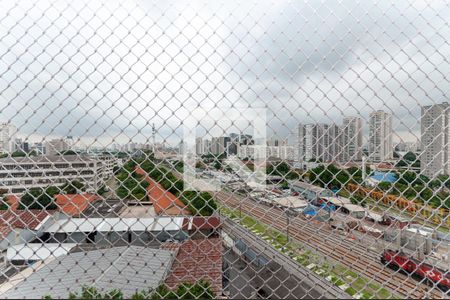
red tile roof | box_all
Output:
[54,193,100,216]
[181,216,222,231]
[135,167,190,216]
[164,237,222,296]
[4,195,20,211]
[0,210,53,240]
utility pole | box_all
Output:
[151,123,156,159]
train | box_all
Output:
[381,249,450,292]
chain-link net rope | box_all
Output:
[0,0,449,299]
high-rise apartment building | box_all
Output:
[341,116,363,162]
[0,122,17,153]
[203,139,211,155]
[420,102,450,178]
[195,137,203,155]
[368,110,393,162]
[298,123,340,162]
[45,138,70,156]
[210,136,230,155]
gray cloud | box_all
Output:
[0,0,449,147]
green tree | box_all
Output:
[403,151,417,161]
[19,187,59,210]
[181,191,217,216]
[0,198,10,210]
[11,150,27,157]
[62,180,85,194]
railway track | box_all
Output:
[163,166,444,298]
[215,190,445,299]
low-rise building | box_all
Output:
[0,210,57,250]
[289,181,334,203]
[0,155,117,194]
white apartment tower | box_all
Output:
[368,110,393,162]
[195,137,203,155]
[420,102,450,178]
[45,138,69,156]
[0,123,17,153]
[298,123,340,162]
[341,116,363,162]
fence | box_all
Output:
[0,0,449,299]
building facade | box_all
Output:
[45,139,70,156]
[195,137,203,155]
[368,110,393,162]
[298,123,341,162]
[341,116,363,162]
[0,123,17,153]
[0,155,117,194]
[210,136,230,155]
[420,102,450,178]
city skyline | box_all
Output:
[1,108,423,150]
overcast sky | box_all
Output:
[0,0,449,148]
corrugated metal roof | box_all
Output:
[2,246,175,299]
[290,181,328,193]
[7,243,77,261]
[273,197,308,209]
[44,217,185,233]
[321,196,352,206]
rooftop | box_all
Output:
[0,210,53,240]
[163,237,222,296]
[54,194,100,217]
[44,217,186,233]
[0,155,100,164]
[1,246,175,299]
[321,196,352,206]
[7,243,77,262]
[290,180,329,193]
[273,196,308,208]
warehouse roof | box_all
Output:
[321,196,352,206]
[290,181,329,193]
[44,217,185,233]
[7,243,77,261]
[2,246,175,299]
[273,196,308,209]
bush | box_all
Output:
[181,191,217,216]
[48,281,214,300]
